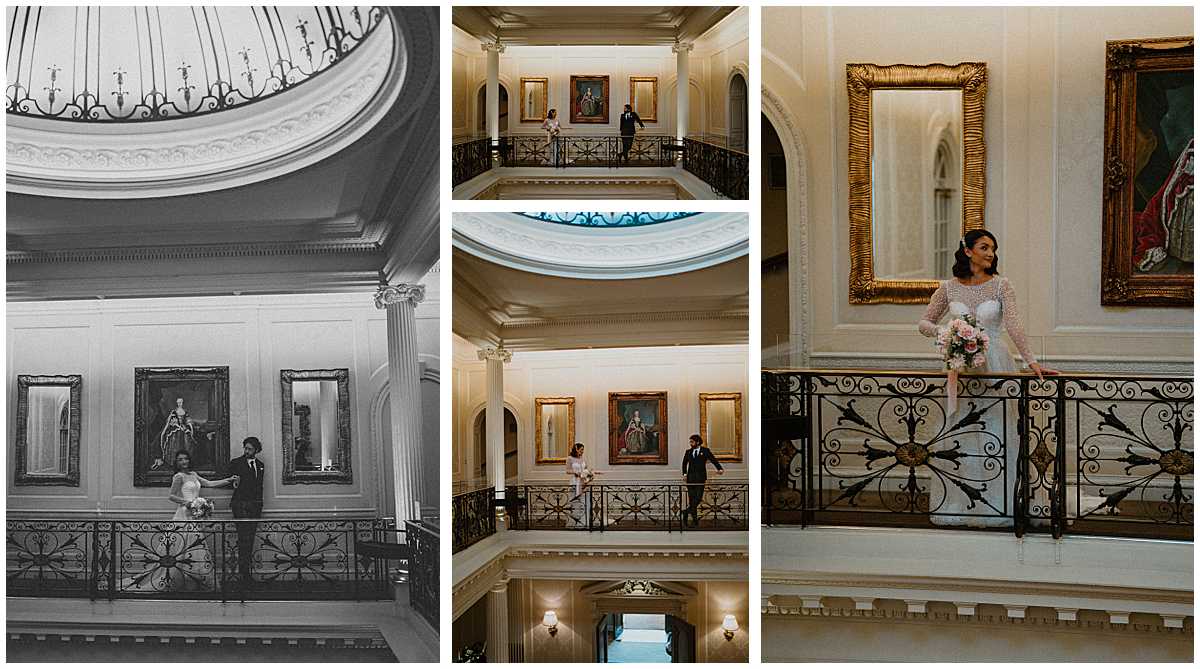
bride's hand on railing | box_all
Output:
[1029,362,1060,381]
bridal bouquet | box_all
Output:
[187,497,214,520]
[936,315,989,414]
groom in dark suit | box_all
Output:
[229,437,265,583]
[681,434,723,527]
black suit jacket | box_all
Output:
[619,111,645,136]
[681,446,723,483]
[229,455,265,504]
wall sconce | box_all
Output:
[542,610,559,637]
[721,614,739,641]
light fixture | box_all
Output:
[542,610,559,636]
[721,614,739,641]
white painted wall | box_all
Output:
[762,6,1194,371]
[7,292,439,518]
[452,337,748,483]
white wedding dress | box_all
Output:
[919,276,1037,528]
[565,455,593,529]
[122,472,216,593]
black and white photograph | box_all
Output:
[7,5,440,662]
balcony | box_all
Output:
[452,134,749,200]
[761,369,1193,540]
[6,517,437,607]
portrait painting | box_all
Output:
[1101,36,1193,306]
[570,75,610,124]
[134,367,229,487]
[608,391,668,465]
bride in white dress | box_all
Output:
[918,230,1057,527]
[565,442,602,529]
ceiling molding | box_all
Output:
[7,241,380,265]
[451,6,735,46]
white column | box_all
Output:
[374,283,426,523]
[478,346,511,505]
[482,41,505,147]
[673,41,693,142]
[487,578,510,663]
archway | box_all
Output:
[762,113,790,366]
[472,407,519,482]
[477,83,510,134]
[728,73,748,152]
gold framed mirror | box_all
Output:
[847,62,988,303]
[699,392,742,462]
[520,77,549,122]
[15,374,82,486]
[629,76,658,122]
[534,396,575,464]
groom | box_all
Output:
[229,437,265,584]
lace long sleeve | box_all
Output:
[999,277,1037,366]
[918,283,949,337]
[168,473,185,505]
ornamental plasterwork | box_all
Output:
[453,211,749,279]
[375,283,427,309]
[6,8,438,199]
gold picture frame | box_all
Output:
[629,76,658,122]
[846,62,988,304]
[519,77,549,123]
[698,392,743,462]
[534,396,575,464]
[1100,37,1194,306]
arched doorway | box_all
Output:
[477,83,509,134]
[762,113,790,367]
[728,73,748,152]
[472,407,518,482]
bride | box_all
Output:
[917,230,1057,527]
[161,451,236,590]
[565,442,602,529]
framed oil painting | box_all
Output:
[570,74,609,124]
[1101,36,1194,306]
[608,391,667,465]
[134,366,230,487]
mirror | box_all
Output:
[15,374,81,486]
[870,89,963,280]
[281,369,351,484]
[699,392,742,462]
[534,397,575,464]
[847,62,988,303]
[520,77,549,122]
[629,77,658,122]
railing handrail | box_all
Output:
[685,133,749,156]
[764,367,1193,380]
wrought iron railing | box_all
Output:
[6,517,397,600]
[452,485,497,553]
[405,519,438,630]
[505,481,749,532]
[7,6,384,122]
[452,136,493,187]
[499,134,676,168]
[683,136,749,199]
[762,370,1194,540]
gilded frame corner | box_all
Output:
[1100,36,1194,307]
[533,396,575,465]
[846,62,989,304]
[698,392,743,463]
[519,76,549,123]
[628,76,659,122]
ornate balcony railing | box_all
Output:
[683,136,749,200]
[452,136,493,187]
[499,134,676,169]
[505,481,749,532]
[7,517,400,600]
[452,485,497,553]
[7,6,384,122]
[763,370,1194,540]
[405,519,438,630]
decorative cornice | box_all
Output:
[8,241,380,265]
[477,346,513,364]
[374,283,426,309]
[500,309,748,330]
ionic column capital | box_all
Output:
[478,346,512,364]
[374,283,425,309]
[481,40,506,54]
[672,41,694,54]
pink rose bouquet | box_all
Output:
[936,314,989,413]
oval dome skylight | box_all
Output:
[6,6,382,122]
[517,212,703,227]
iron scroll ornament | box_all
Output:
[518,212,702,227]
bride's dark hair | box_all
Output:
[952,229,999,279]
[569,442,585,457]
[174,449,192,472]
